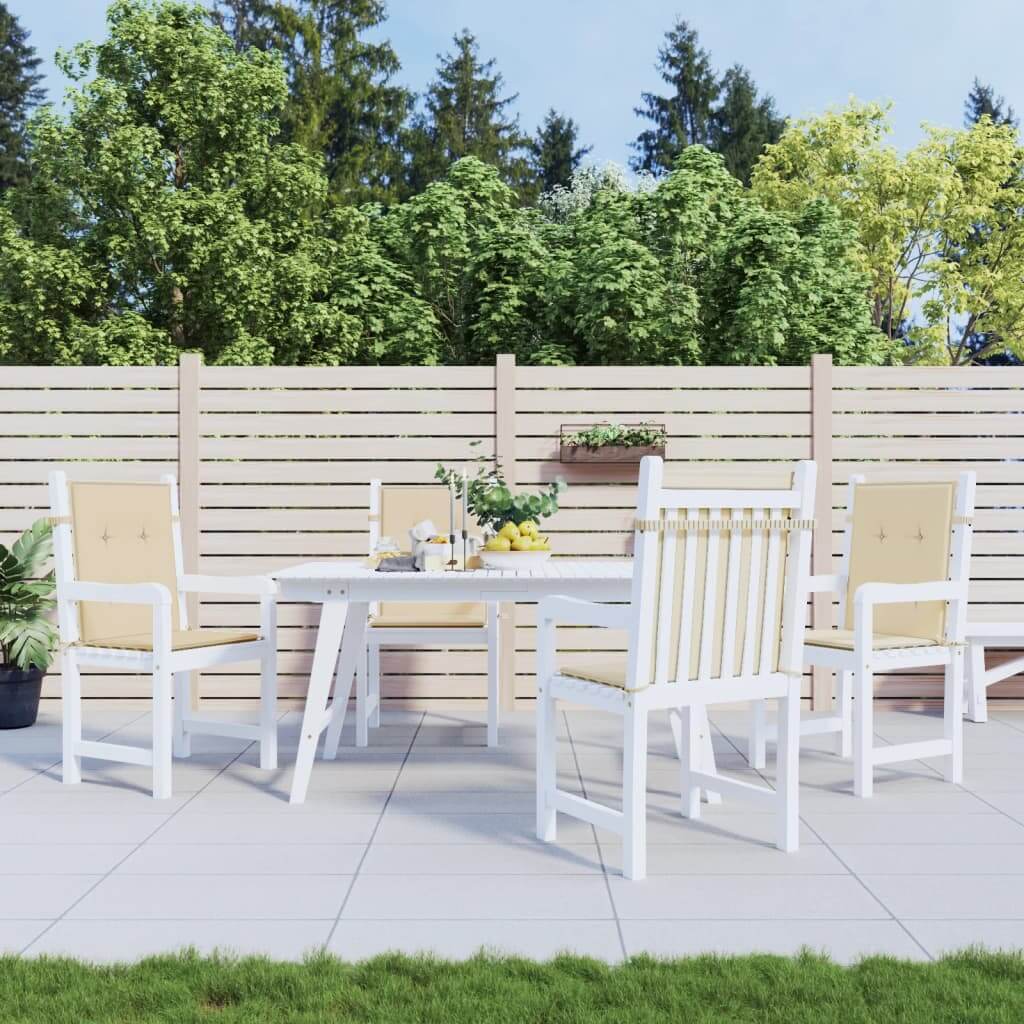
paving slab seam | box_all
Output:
[564,710,629,961]
[322,712,425,950]
[18,719,269,956]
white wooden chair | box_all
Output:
[49,472,278,798]
[535,456,816,880]
[350,480,499,747]
[749,473,975,797]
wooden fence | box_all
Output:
[2,354,1024,706]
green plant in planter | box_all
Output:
[563,422,667,449]
[0,520,57,671]
[434,462,566,534]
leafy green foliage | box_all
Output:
[213,0,412,205]
[0,519,56,671]
[0,2,45,191]
[563,423,666,449]
[753,100,1024,364]
[435,462,565,534]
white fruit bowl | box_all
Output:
[479,550,551,569]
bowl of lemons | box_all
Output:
[480,520,551,568]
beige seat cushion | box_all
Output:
[371,609,486,629]
[804,628,940,652]
[558,656,636,691]
[76,629,260,652]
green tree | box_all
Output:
[712,64,785,184]
[0,0,434,365]
[0,3,45,191]
[403,29,529,197]
[631,19,718,175]
[213,0,411,204]
[964,77,1017,128]
[753,100,1024,364]
[631,18,784,184]
[529,108,591,194]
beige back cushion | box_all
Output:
[843,482,955,643]
[379,485,483,625]
[69,482,180,642]
[644,508,792,684]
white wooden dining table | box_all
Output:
[274,559,635,803]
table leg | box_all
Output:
[289,600,347,805]
[324,603,369,758]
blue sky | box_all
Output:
[11,1,1024,164]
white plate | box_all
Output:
[479,550,551,569]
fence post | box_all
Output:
[178,352,202,707]
[810,353,834,711]
[495,354,518,711]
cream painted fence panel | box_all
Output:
[2,357,1024,703]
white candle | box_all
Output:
[461,471,468,534]
[449,480,455,541]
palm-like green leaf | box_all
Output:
[0,520,57,669]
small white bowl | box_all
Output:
[479,550,552,569]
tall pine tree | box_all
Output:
[0,2,45,191]
[631,18,783,183]
[403,29,529,197]
[713,65,784,184]
[631,19,718,175]
[529,109,591,194]
[214,0,411,203]
[964,77,1017,128]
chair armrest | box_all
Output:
[853,581,961,609]
[65,581,172,606]
[537,596,630,629]
[179,574,277,597]
[808,573,845,594]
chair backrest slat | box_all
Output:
[740,506,765,677]
[628,458,816,690]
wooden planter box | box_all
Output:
[559,423,667,464]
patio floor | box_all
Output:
[2,699,1024,964]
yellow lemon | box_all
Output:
[517,520,539,538]
[510,536,533,552]
[485,536,511,552]
[534,536,550,550]
[498,522,520,541]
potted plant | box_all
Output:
[0,520,57,729]
[435,461,566,558]
[560,422,667,463]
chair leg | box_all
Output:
[152,660,173,800]
[622,702,648,881]
[852,664,874,798]
[836,670,853,759]
[259,635,278,771]
[356,642,369,748]
[487,605,499,747]
[368,643,381,729]
[673,707,701,820]
[748,698,767,769]
[967,642,987,724]
[776,679,801,851]
[62,651,82,785]
[173,672,191,759]
[945,647,964,784]
[535,684,557,842]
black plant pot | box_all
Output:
[0,666,44,729]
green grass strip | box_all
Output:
[3,949,1024,1023]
